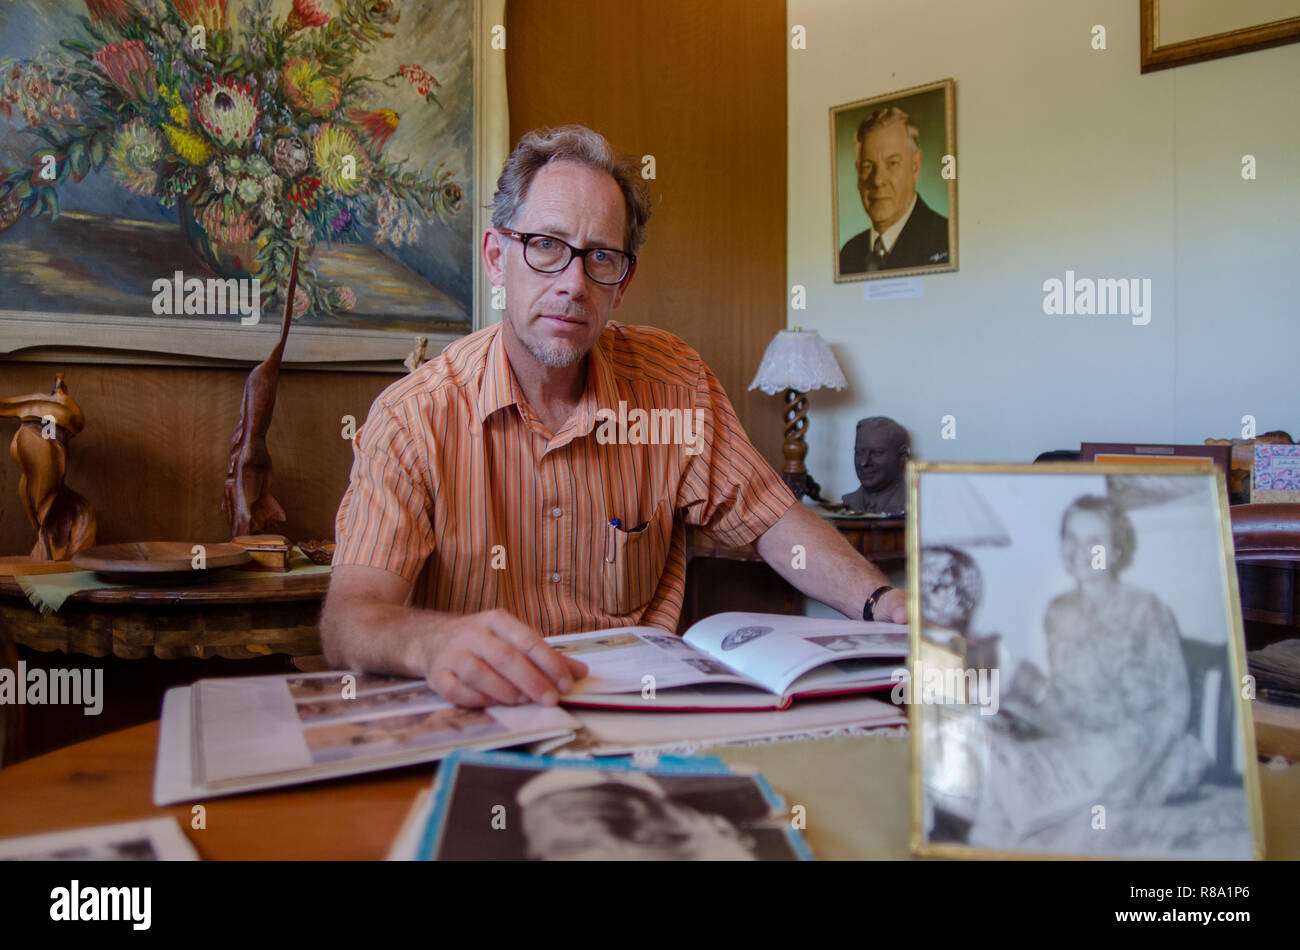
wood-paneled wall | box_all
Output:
[504,0,788,466]
[0,1,787,556]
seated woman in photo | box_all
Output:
[1037,495,1208,808]
[964,495,1210,853]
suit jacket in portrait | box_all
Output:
[838,195,950,276]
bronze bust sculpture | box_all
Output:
[842,416,909,515]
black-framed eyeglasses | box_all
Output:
[498,229,634,285]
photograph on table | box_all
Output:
[906,461,1263,860]
[830,78,957,282]
[415,749,813,861]
[0,816,198,861]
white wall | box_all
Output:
[787,0,1300,499]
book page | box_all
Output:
[555,627,757,695]
[785,658,903,696]
[196,672,565,784]
[559,694,907,756]
[682,612,908,695]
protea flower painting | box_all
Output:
[0,0,473,339]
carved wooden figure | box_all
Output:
[222,248,300,539]
[0,374,96,560]
[404,336,428,373]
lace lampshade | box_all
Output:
[748,329,847,500]
[748,329,847,396]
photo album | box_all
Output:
[553,611,908,710]
[152,672,579,805]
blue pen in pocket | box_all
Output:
[605,519,621,563]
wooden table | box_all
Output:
[1,721,1298,860]
[0,571,328,661]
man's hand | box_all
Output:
[874,587,908,624]
[415,608,589,708]
[320,566,588,710]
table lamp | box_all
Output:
[748,328,847,499]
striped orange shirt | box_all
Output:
[333,319,796,635]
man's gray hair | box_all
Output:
[854,107,920,156]
[490,124,652,254]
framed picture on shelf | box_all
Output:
[906,461,1263,860]
[829,78,956,283]
[1080,441,1231,478]
[0,0,508,366]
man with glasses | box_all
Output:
[321,125,906,708]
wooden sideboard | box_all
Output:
[680,515,904,631]
[0,571,327,661]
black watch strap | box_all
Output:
[863,585,895,621]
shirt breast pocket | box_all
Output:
[600,500,672,617]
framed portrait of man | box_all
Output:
[905,461,1264,860]
[829,78,957,282]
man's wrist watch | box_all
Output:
[862,585,895,621]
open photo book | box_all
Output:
[153,672,579,805]
[555,611,908,711]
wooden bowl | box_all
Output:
[71,541,251,583]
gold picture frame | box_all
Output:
[829,78,957,283]
[1141,0,1300,73]
[906,461,1264,860]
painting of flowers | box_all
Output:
[0,0,478,358]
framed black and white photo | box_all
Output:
[906,461,1263,859]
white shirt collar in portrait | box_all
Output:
[869,192,918,255]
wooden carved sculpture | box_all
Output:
[222,248,300,539]
[403,336,428,373]
[0,374,96,559]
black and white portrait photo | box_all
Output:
[911,465,1260,860]
[419,753,810,861]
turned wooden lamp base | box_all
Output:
[779,388,826,502]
